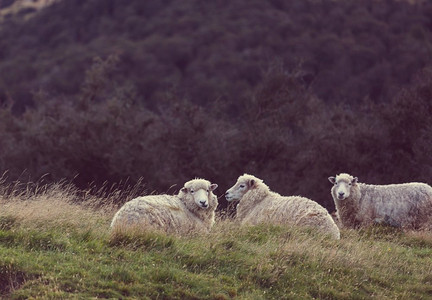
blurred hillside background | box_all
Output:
[0,0,432,211]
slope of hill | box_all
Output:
[0,0,57,19]
[0,0,431,112]
[0,183,431,299]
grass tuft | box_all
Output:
[0,260,39,298]
[0,230,68,252]
[0,216,18,231]
[109,230,177,251]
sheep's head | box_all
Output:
[225,173,262,202]
[328,173,358,200]
[180,179,218,209]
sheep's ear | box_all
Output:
[181,187,188,193]
[209,183,218,191]
[248,179,255,188]
[328,177,336,184]
[352,177,358,185]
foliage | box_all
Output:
[1,0,432,110]
[1,55,432,211]
[0,0,432,212]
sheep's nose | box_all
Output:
[200,200,208,207]
[225,192,229,196]
[338,192,345,197]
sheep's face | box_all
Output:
[181,180,218,209]
[225,174,260,202]
[329,173,358,200]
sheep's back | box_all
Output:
[242,194,331,226]
[239,191,340,239]
[111,195,194,232]
[359,183,432,227]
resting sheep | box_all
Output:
[328,173,432,229]
[225,174,340,239]
[110,178,218,234]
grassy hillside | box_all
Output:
[0,182,431,299]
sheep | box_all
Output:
[225,174,340,239]
[110,178,218,234]
[328,173,432,229]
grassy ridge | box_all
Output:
[0,186,431,299]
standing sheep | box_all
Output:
[111,178,218,234]
[328,173,432,229]
[225,174,340,239]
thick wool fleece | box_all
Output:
[111,179,218,234]
[331,173,432,229]
[235,175,340,239]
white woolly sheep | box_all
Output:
[328,173,432,229]
[225,174,340,239]
[110,178,218,234]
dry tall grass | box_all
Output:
[0,179,120,235]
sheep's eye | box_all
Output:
[206,189,209,193]
[190,190,194,194]
[349,183,352,186]
[239,184,245,188]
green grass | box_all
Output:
[0,190,432,299]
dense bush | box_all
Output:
[1,54,432,212]
[0,0,432,212]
